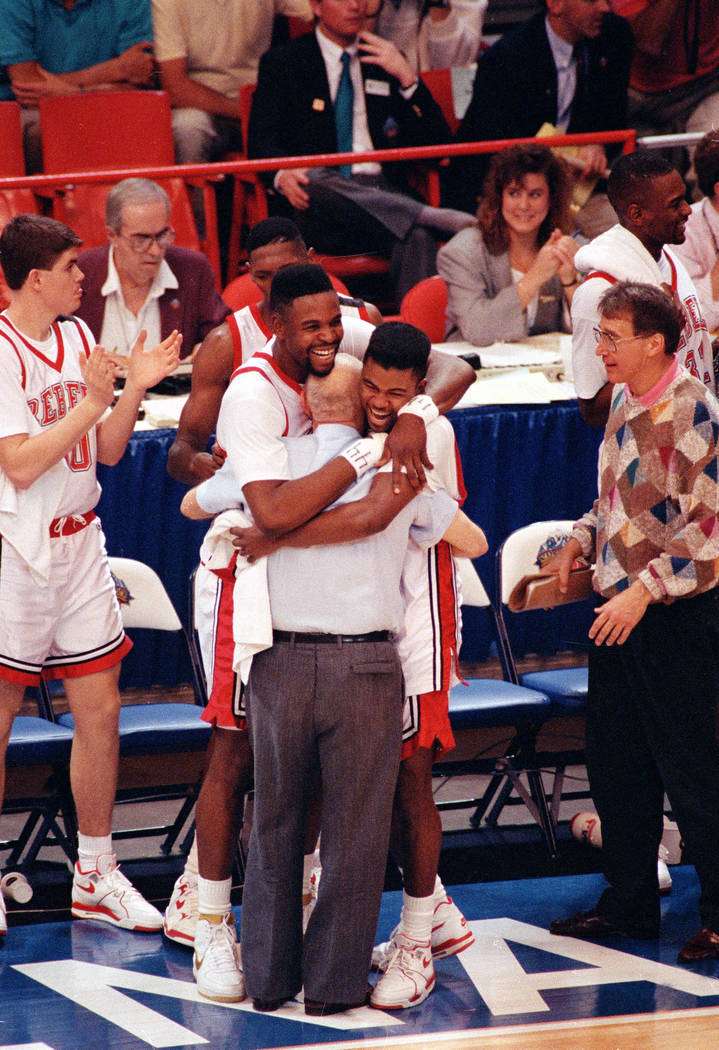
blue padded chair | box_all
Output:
[2,701,77,869]
[48,557,211,855]
[496,521,591,823]
[434,558,558,857]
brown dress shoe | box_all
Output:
[678,928,719,962]
[550,908,659,941]
[305,984,372,1016]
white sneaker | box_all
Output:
[72,853,163,932]
[302,863,322,933]
[163,870,199,946]
[658,845,672,895]
[370,935,435,1010]
[372,896,474,970]
[430,896,474,959]
[0,890,6,936]
[193,913,245,1003]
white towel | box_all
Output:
[574,224,663,284]
[202,509,273,684]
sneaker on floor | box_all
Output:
[193,913,245,1003]
[658,848,672,895]
[163,870,199,946]
[72,853,163,932]
[370,935,435,1010]
[431,895,474,959]
[302,862,322,933]
[0,890,6,936]
[372,896,474,971]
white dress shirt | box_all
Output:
[99,247,179,355]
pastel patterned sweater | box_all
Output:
[572,359,719,601]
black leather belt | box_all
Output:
[272,630,390,645]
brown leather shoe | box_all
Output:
[550,908,659,941]
[678,928,719,962]
[305,984,372,1016]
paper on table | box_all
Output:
[460,369,559,405]
[141,394,189,428]
[432,340,561,368]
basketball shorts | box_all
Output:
[401,688,455,762]
[197,564,247,732]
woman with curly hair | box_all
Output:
[438,144,579,346]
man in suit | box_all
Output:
[75,178,229,360]
[446,0,633,236]
[247,0,474,302]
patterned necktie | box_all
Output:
[335,51,354,178]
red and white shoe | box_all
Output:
[72,853,162,932]
[370,934,435,1010]
[372,896,474,970]
[163,870,198,946]
[0,890,6,936]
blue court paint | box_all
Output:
[2,868,718,1049]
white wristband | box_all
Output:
[338,433,387,477]
[397,394,438,426]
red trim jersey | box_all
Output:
[396,416,466,696]
[0,312,100,517]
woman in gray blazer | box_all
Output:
[438,145,578,346]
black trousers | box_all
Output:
[586,588,719,931]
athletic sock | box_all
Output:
[184,838,199,878]
[77,833,113,870]
[197,876,232,918]
[399,890,435,944]
[432,874,448,905]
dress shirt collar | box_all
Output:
[101,246,178,303]
[631,356,682,407]
[545,17,576,72]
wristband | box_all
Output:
[338,433,387,478]
[397,394,438,427]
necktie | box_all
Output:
[570,42,587,128]
[335,51,354,178]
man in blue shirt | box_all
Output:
[0,0,155,170]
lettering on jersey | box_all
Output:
[677,295,708,384]
[29,379,91,473]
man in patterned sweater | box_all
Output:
[546,281,719,964]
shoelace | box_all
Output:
[205,921,240,973]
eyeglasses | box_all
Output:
[592,326,646,354]
[118,227,175,253]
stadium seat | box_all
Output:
[400,274,448,342]
[37,91,221,286]
[222,269,350,312]
[0,101,41,309]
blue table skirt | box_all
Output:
[97,402,602,687]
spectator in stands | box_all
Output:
[151,0,312,170]
[248,0,475,303]
[365,0,485,73]
[571,151,714,428]
[673,131,719,334]
[0,0,156,172]
[611,0,719,148]
[445,0,633,238]
[74,179,229,361]
[438,144,578,345]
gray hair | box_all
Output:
[105,178,170,231]
[305,354,362,421]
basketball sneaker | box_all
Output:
[193,912,245,1003]
[370,934,435,1010]
[0,889,6,935]
[71,853,163,932]
[163,870,199,946]
[658,845,672,895]
[372,895,474,970]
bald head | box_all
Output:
[304,353,364,430]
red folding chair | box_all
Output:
[400,274,448,342]
[0,101,41,308]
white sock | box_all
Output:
[184,838,199,878]
[198,876,232,918]
[77,833,113,870]
[399,891,434,944]
[433,875,448,905]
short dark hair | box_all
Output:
[478,144,573,254]
[694,130,719,200]
[599,281,683,357]
[607,151,677,217]
[269,262,334,314]
[246,217,306,257]
[0,215,81,291]
[364,321,431,380]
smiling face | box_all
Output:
[273,290,344,381]
[501,173,551,242]
[107,198,172,290]
[359,356,424,432]
[636,171,692,250]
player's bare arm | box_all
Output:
[167,323,234,484]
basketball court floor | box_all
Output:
[3,865,719,1050]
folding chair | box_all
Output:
[433,558,559,857]
[400,274,448,342]
[1,698,77,871]
[0,101,41,309]
[44,557,211,855]
[496,521,591,824]
[37,91,221,286]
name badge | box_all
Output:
[365,79,390,97]
[312,98,325,111]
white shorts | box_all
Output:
[0,519,131,685]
